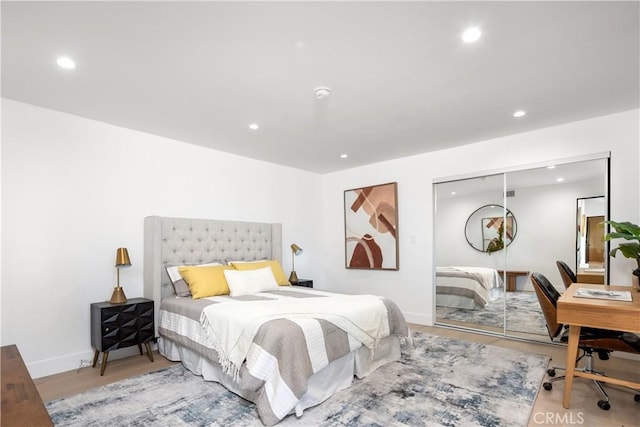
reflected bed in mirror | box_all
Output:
[435,266,503,309]
[435,266,548,338]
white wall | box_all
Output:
[1,99,323,378]
[321,109,639,325]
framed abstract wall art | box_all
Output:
[344,182,398,270]
[482,215,515,252]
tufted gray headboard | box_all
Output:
[143,216,282,335]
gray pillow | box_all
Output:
[165,261,223,297]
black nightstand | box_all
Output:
[90,297,154,375]
[292,279,313,288]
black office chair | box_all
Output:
[555,260,577,289]
[530,272,640,410]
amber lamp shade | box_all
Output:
[110,247,131,304]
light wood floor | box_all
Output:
[35,351,176,402]
[35,325,639,426]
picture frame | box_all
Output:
[344,182,398,270]
[481,215,514,252]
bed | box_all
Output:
[435,266,503,309]
[143,216,409,426]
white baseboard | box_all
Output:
[403,311,433,326]
[28,343,157,379]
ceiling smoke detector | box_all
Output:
[314,87,331,99]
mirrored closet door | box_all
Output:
[433,155,609,341]
[434,173,508,335]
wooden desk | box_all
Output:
[1,345,53,426]
[557,284,640,408]
[497,270,529,292]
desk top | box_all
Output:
[557,284,640,333]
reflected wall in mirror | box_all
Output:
[576,196,606,284]
[464,205,517,253]
[434,155,609,343]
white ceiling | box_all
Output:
[2,1,638,173]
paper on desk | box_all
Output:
[574,288,632,302]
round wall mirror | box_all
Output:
[464,204,517,253]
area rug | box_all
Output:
[436,291,548,336]
[46,332,549,427]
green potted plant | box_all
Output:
[486,223,504,254]
[603,220,640,287]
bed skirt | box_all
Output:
[436,287,502,309]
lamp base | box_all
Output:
[110,286,127,304]
[289,270,299,283]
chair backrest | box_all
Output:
[556,260,577,289]
[531,272,564,340]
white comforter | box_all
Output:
[441,266,502,290]
[200,293,391,380]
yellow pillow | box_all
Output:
[231,260,290,286]
[178,265,233,298]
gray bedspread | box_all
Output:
[159,287,409,426]
[436,266,502,308]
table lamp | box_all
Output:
[289,243,303,283]
[110,247,131,304]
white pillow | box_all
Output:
[224,266,279,296]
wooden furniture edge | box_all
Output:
[1,344,53,426]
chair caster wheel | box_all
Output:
[597,400,610,410]
[634,394,640,402]
[547,369,556,377]
[543,382,552,391]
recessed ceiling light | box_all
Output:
[56,57,76,69]
[248,123,259,130]
[462,27,482,43]
[556,177,565,182]
[315,87,331,99]
[513,110,526,118]
[450,191,457,196]
[547,165,556,170]
[340,154,348,159]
